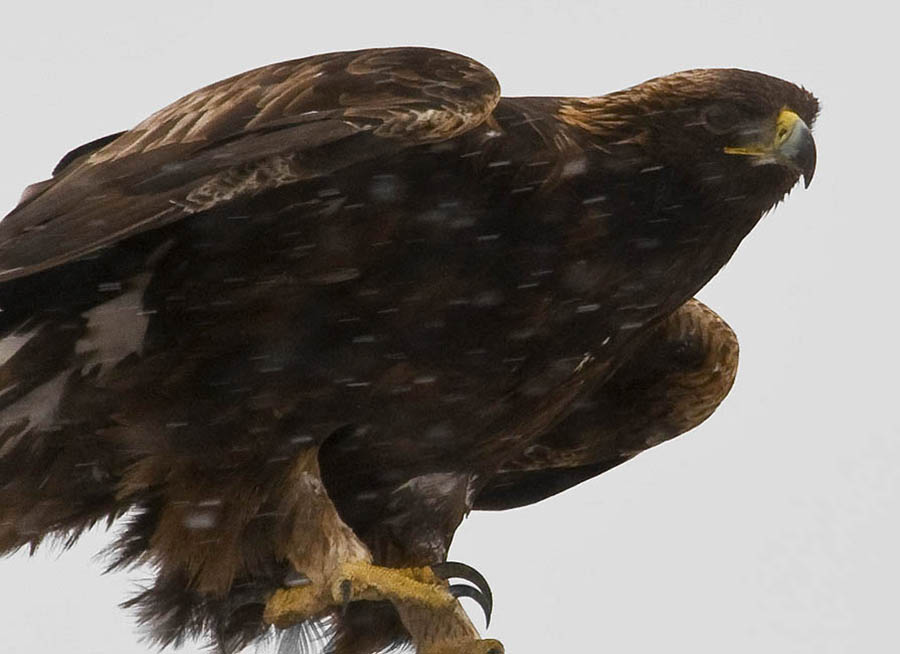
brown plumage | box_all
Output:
[0,47,816,652]
[472,298,739,510]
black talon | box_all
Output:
[431,561,493,604]
[448,583,493,628]
[432,561,494,627]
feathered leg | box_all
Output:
[264,449,502,654]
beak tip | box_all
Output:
[780,115,816,190]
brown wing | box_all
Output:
[0,47,500,281]
[475,299,740,509]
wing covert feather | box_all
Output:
[0,47,500,281]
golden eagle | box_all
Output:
[0,47,817,653]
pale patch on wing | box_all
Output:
[395,472,464,496]
[0,326,40,368]
[366,100,498,142]
[82,48,500,169]
[88,85,270,164]
[0,371,69,457]
[181,154,303,214]
[86,61,330,165]
[75,273,151,373]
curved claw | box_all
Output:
[448,583,493,628]
[431,561,493,609]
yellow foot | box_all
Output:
[334,561,456,608]
[337,562,503,654]
[264,582,329,629]
[262,563,454,628]
[263,561,501,654]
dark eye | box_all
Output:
[701,103,741,135]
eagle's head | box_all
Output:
[643,68,818,199]
[560,68,819,221]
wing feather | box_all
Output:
[0,47,500,281]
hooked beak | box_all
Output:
[724,108,817,188]
[775,109,817,187]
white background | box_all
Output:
[1,1,896,652]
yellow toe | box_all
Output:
[263,584,328,628]
[334,561,456,609]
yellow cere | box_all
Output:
[723,107,800,157]
[774,108,802,146]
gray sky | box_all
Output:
[1,1,897,652]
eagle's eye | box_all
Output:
[700,103,742,135]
